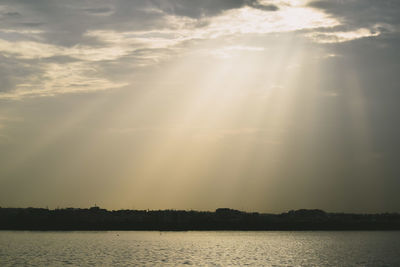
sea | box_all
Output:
[1,231,399,266]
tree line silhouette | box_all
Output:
[0,207,399,230]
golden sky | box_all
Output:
[0,0,399,212]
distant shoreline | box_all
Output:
[1,207,399,231]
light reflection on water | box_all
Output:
[0,231,399,266]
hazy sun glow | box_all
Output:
[0,0,398,213]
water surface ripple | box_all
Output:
[1,231,399,266]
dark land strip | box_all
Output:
[1,207,399,231]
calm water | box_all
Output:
[1,231,399,266]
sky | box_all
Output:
[0,0,399,213]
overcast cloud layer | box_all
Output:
[0,0,399,212]
[2,0,396,99]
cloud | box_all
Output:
[151,0,278,18]
[308,0,400,33]
[1,0,397,99]
[307,27,381,44]
[83,7,114,16]
[246,0,279,11]
[0,54,43,94]
[303,0,400,43]
[0,0,341,99]
[0,61,127,99]
[4,11,20,16]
